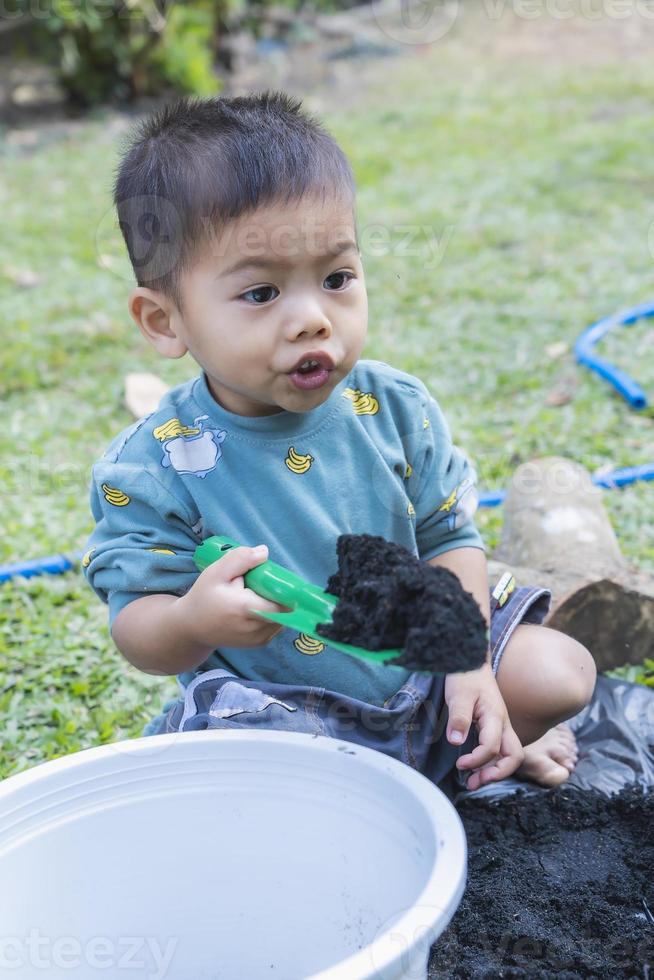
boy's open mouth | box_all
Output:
[287,351,334,390]
[288,364,331,390]
[288,351,335,373]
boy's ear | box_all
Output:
[128,287,188,359]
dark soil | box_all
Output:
[430,784,654,978]
[316,533,488,673]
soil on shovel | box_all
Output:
[430,784,654,978]
[315,533,489,673]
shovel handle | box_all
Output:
[193,535,337,619]
[193,535,406,666]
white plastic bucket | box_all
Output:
[0,730,465,980]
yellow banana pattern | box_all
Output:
[437,488,457,514]
[431,477,479,532]
[404,462,412,479]
[423,416,430,429]
[153,418,202,442]
[342,387,379,415]
[285,446,314,474]
[294,634,325,655]
[148,548,176,555]
[102,484,130,507]
[81,548,95,568]
[407,501,415,517]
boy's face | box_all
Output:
[162,193,367,416]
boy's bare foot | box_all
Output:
[517,723,579,787]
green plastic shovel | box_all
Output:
[193,534,404,665]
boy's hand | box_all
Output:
[444,662,524,791]
[176,545,292,650]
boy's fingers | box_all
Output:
[243,580,294,616]
[466,762,502,791]
[446,696,475,746]
[208,544,269,584]
[502,724,525,771]
[245,593,292,616]
[464,725,525,788]
[455,714,503,770]
[467,751,519,789]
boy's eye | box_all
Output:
[239,271,354,304]
[324,270,355,290]
[240,285,279,305]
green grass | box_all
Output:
[2,11,654,778]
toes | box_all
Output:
[555,724,576,745]
[551,743,578,769]
[550,741,568,761]
[556,729,578,754]
[519,759,571,787]
[538,761,572,787]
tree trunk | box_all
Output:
[489,457,654,671]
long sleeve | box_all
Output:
[82,457,202,631]
[408,386,485,561]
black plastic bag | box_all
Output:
[455,675,654,803]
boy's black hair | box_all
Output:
[113,90,357,311]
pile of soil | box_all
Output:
[316,533,488,673]
[430,784,654,978]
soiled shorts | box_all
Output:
[142,573,551,798]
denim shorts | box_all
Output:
[142,572,551,798]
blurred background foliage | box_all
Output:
[4,0,350,106]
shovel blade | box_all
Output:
[250,608,404,665]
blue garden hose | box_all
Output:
[573,299,654,410]
[2,302,652,582]
[478,461,654,508]
[476,299,654,506]
[0,552,85,583]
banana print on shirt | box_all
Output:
[294,634,325,655]
[285,447,314,474]
[436,474,479,532]
[343,387,379,415]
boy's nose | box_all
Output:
[287,302,332,341]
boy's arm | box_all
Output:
[110,545,290,677]
[427,546,491,665]
[404,381,523,785]
[83,454,219,675]
[427,546,524,791]
[111,594,214,676]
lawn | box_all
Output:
[2,4,654,779]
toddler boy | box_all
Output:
[84,92,596,795]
